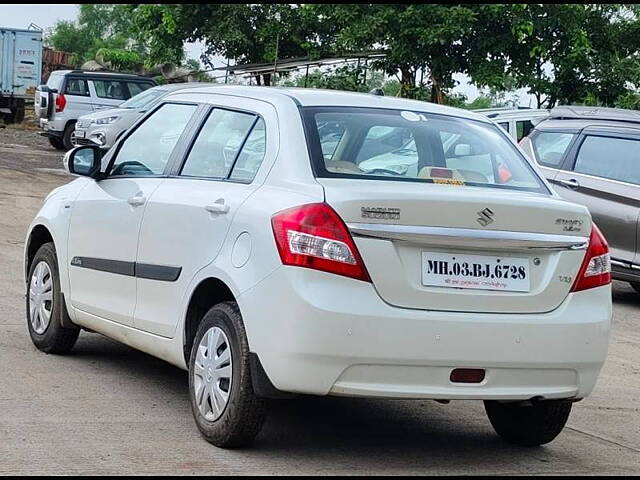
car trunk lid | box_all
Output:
[319,178,591,314]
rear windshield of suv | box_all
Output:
[302,107,548,193]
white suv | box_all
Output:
[35,70,156,150]
[25,86,612,448]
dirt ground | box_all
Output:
[0,129,639,475]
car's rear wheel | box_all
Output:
[62,122,77,150]
[188,301,267,448]
[630,282,640,294]
[27,242,80,354]
[48,137,65,150]
[484,399,572,446]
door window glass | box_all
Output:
[93,80,128,100]
[181,109,257,179]
[127,82,153,97]
[110,103,197,176]
[574,136,640,185]
[516,120,534,141]
[498,122,510,133]
[64,78,89,96]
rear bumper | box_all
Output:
[39,118,65,137]
[239,267,611,400]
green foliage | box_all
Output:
[48,3,640,109]
[280,65,384,92]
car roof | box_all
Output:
[163,85,494,124]
[549,105,640,124]
[51,70,155,81]
[535,117,640,134]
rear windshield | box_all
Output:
[302,107,548,193]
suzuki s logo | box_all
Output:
[477,208,495,227]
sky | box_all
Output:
[1,4,536,106]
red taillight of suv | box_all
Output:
[55,93,66,113]
[271,203,371,282]
[571,223,611,292]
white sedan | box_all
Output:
[25,86,611,448]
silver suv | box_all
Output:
[35,70,156,150]
[74,83,211,149]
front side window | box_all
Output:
[93,79,127,100]
[574,135,640,185]
[110,103,197,176]
[181,109,257,179]
[304,107,547,193]
[531,131,575,168]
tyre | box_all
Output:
[48,137,65,150]
[630,282,640,294]
[62,122,77,150]
[188,301,267,448]
[27,242,80,354]
[484,399,572,446]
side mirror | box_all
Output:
[64,146,103,178]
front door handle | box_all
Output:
[205,198,229,215]
[127,194,146,207]
[558,178,580,189]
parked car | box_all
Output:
[520,105,640,293]
[34,70,156,150]
[475,107,549,142]
[74,83,212,149]
[25,87,611,448]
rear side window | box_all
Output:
[181,109,259,179]
[531,132,575,168]
[93,79,127,100]
[46,73,63,91]
[64,78,89,96]
[574,136,640,185]
[127,81,154,97]
[303,107,547,193]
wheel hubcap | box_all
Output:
[29,261,53,334]
[193,326,233,421]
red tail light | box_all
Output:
[55,93,66,113]
[571,223,611,292]
[271,203,371,282]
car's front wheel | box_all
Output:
[48,137,65,150]
[484,399,572,446]
[27,242,80,353]
[188,301,267,448]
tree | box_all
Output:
[130,4,329,85]
[47,4,148,70]
[313,4,476,101]
[468,4,640,109]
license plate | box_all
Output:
[422,251,530,292]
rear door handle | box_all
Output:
[558,178,580,189]
[127,194,146,207]
[205,198,229,215]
